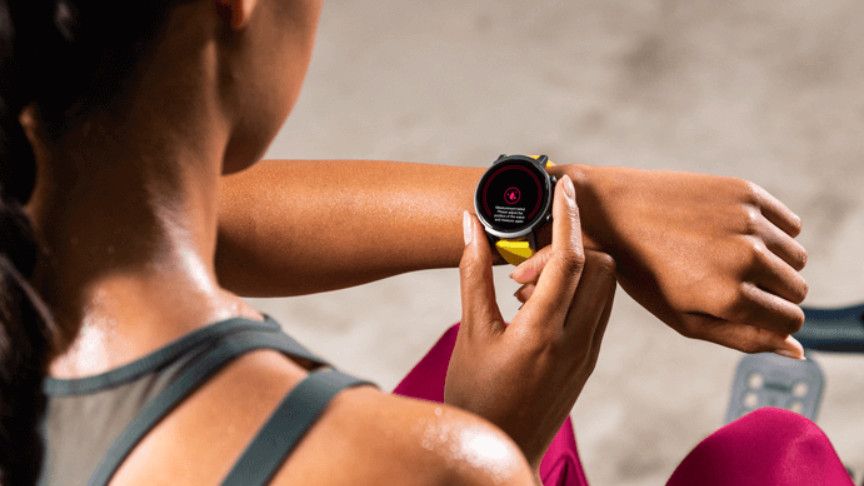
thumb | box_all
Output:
[459,211,503,335]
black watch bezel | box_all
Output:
[473,154,555,240]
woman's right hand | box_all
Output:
[444,175,616,470]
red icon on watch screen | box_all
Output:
[503,187,521,205]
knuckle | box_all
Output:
[793,245,808,270]
[675,320,699,339]
[788,307,806,333]
[787,216,803,236]
[790,278,809,304]
[740,205,761,235]
[514,284,532,303]
[749,238,769,262]
[458,255,481,280]
[785,210,804,237]
[740,179,762,205]
[558,248,586,273]
[518,327,558,355]
[792,217,803,236]
[721,286,749,318]
[585,250,616,276]
[737,236,767,270]
[581,352,600,376]
[766,311,805,336]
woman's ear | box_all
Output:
[214,0,258,30]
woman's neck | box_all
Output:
[25,105,260,379]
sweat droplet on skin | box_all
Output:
[419,408,521,485]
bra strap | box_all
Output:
[43,316,284,396]
[88,330,328,486]
[222,369,372,486]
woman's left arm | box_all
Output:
[216,159,499,296]
[217,159,807,354]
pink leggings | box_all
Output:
[393,324,853,486]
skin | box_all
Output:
[447,176,617,471]
[23,0,539,484]
[217,160,808,357]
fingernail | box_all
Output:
[462,211,473,246]
[775,349,805,360]
[776,335,805,360]
[562,175,575,199]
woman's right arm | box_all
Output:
[445,175,616,470]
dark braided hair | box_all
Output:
[0,3,60,484]
[0,1,186,483]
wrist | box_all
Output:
[544,163,603,251]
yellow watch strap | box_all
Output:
[495,239,535,266]
[528,154,556,170]
[493,155,554,265]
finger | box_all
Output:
[586,274,617,367]
[459,211,504,335]
[722,282,806,334]
[563,251,617,345]
[514,283,535,303]
[516,176,585,332]
[750,183,802,238]
[755,214,808,271]
[749,242,808,304]
[682,314,805,359]
[510,245,553,284]
[777,334,806,360]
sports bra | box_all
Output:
[38,314,373,485]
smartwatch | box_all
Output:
[474,154,556,265]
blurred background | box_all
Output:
[250,1,864,484]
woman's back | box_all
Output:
[40,315,532,485]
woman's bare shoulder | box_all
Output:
[274,385,536,485]
[111,349,534,485]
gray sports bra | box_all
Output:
[38,315,372,485]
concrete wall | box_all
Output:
[253,1,864,483]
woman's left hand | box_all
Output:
[518,164,807,357]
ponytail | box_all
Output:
[0,2,58,484]
[0,0,183,481]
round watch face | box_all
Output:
[475,157,551,236]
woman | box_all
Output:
[0,0,617,484]
[0,1,850,485]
